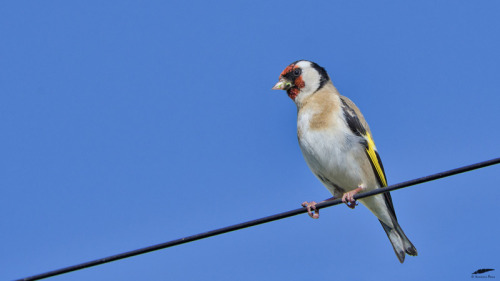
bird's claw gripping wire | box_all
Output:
[301,201,320,219]
[341,187,363,209]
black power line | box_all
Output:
[16,157,500,281]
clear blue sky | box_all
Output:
[2,1,499,280]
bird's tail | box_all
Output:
[379,220,418,263]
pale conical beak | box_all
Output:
[271,78,292,90]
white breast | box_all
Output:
[297,97,371,195]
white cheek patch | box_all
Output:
[302,69,320,93]
[291,60,326,105]
[294,61,320,94]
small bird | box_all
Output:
[272,60,417,263]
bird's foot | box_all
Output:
[342,187,363,209]
[301,201,320,219]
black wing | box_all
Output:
[340,98,397,220]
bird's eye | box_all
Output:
[293,68,302,76]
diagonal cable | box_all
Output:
[16,157,500,281]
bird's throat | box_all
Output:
[287,88,300,100]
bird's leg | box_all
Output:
[342,186,364,209]
[301,197,335,219]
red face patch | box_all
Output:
[279,63,305,100]
[280,64,296,77]
[294,76,305,89]
[287,88,300,100]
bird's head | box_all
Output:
[272,60,330,102]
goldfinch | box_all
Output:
[272,60,417,263]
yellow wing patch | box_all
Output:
[365,133,387,187]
